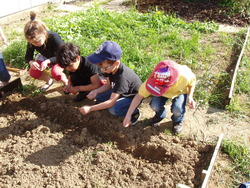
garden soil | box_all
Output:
[1,65,249,188]
[0,0,250,187]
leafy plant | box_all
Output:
[222,139,250,179]
[2,40,27,69]
[43,7,218,81]
[20,84,42,97]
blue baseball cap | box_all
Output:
[86,41,122,64]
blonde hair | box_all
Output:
[24,11,48,41]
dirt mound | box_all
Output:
[0,93,214,187]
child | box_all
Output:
[56,43,101,102]
[123,60,196,134]
[0,26,11,87]
[24,11,68,91]
[79,40,142,124]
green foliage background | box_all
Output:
[2,6,249,112]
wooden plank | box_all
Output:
[6,66,23,72]
[227,27,250,105]
[201,134,224,188]
[0,77,22,98]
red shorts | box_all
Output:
[29,61,66,81]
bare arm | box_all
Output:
[187,82,196,109]
[77,74,101,92]
[86,78,111,100]
[123,93,144,128]
[66,74,101,95]
[79,92,120,115]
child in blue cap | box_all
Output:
[79,40,142,125]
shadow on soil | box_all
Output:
[0,90,214,187]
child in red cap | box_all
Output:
[123,60,196,134]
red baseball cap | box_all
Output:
[146,60,179,96]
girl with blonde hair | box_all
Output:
[24,11,68,91]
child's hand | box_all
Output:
[188,96,196,109]
[86,90,97,100]
[64,84,71,92]
[40,60,50,71]
[29,61,40,70]
[63,85,78,95]
[79,106,91,115]
[123,116,132,128]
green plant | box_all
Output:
[2,40,27,69]
[226,55,250,116]
[222,139,250,179]
[20,84,42,97]
[44,7,218,80]
[4,6,245,110]
[106,141,115,148]
[236,59,250,94]
[225,97,250,117]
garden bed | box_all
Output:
[0,92,215,187]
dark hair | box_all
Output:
[97,59,116,67]
[57,43,81,68]
[24,11,48,41]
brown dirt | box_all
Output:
[0,66,249,187]
[0,0,250,187]
[135,0,250,26]
[0,90,215,187]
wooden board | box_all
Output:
[227,27,250,105]
[0,77,22,98]
[201,134,224,188]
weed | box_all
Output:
[88,151,97,162]
[163,128,172,135]
[2,40,27,68]
[20,84,41,97]
[222,139,250,182]
[106,141,115,148]
[226,43,250,116]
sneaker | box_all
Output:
[131,111,141,125]
[172,122,183,134]
[150,115,164,127]
[40,79,54,92]
[73,92,88,102]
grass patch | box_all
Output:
[222,139,250,185]
[2,6,249,111]
[225,34,250,116]
[2,40,27,69]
